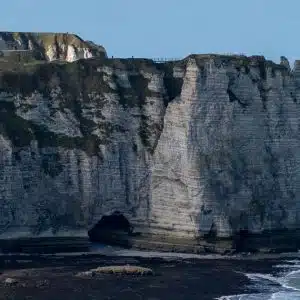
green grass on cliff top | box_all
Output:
[1,31,105,52]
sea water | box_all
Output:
[218,259,300,299]
[90,242,300,299]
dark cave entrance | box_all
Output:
[233,229,250,251]
[204,222,218,240]
[88,211,134,247]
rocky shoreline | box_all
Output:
[1,228,300,255]
[0,236,299,299]
[0,251,285,300]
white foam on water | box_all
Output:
[286,260,300,264]
[218,258,300,300]
[217,293,271,300]
[245,273,281,285]
[274,264,300,269]
[270,291,300,299]
[217,291,300,300]
[282,270,300,291]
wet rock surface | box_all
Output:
[76,265,154,277]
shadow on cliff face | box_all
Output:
[88,211,134,248]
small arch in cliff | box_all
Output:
[88,211,134,245]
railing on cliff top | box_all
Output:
[148,54,247,62]
[110,56,182,63]
[151,57,182,63]
[0,51,183,63]
[109,54,249,62]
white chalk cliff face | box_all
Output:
[0,52,299,243]
[0,32,107,62]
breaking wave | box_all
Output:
[218,259,300,299]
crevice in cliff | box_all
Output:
[157,62,184,106]
[118,143,130,205]
[227,75,249,108]
[204,222,218,240]
[53,35,60,60]
[227,88,248,109]
[41,153,63,178]
[136,60,184,154]
[258,60,267,80]
[126,72,149,108]
[128,72,158,152]
[257,84,272,110]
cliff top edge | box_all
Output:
[0,31,296,72]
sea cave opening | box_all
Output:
[88,211,133,247]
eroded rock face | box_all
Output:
[0,52,299,246]
[0,32,107,62]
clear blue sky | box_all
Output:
[1,0,299,63]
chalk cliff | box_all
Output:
[0,36,300,252]
[0,32,107,62]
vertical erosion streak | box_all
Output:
[188,58,236,238]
